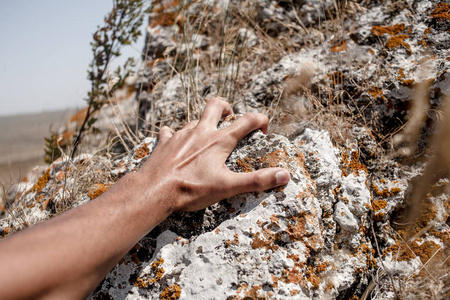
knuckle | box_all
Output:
[252,172,266,189]
[208,97,221,106]
[244,112,263,125]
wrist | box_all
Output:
[124,170,175,216]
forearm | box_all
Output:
[0,98,290,299]
[0,172,171,299]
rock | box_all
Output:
[2,1,450,299]
[90,121,378,299]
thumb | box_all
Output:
[228,168,290,195]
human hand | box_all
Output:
[138,98,290,212]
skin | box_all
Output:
[0,98,290,299]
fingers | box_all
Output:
[182,120,199,131]
[225,168,290,196]
[158,126,173,144]
[223,113,269,145]
[198,98,233,128]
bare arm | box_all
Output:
[0,98,290,299]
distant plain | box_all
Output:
[0,109,74,191]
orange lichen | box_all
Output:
[244,285,262,299]
[160,284,181,299]
[371,23,405,36]
[371,184,401,198]
[149,258,165,284]
[135,143,150,159]
[236,157,253,173]
[70,107,89,126]
[134,278,150,288]
[30,169,51,194]
[223,114,239,123]
[341,151,368,177]
[430,3,450,21]
[282,266,306,286]
[286,215,307,242]
[251,231,278,251]
[371,199,387,211]
[55,170,65,182]
[225,234,240,248]
[287,254,300,262]
[373,212,385,221]
[305,266,320,289]
[3,227,10,236]
[88,183,111,200]
[149,10,177,28]
[316,262,328,273]
[424,27,432,34]
[367,86,385,100]
[385,34,412,55]
[331,40,347,52]
[236,147,308,177]
[430,228,450,246]
[384,240,441,264]
[290,289,300,296]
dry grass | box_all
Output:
[2,1,450,298]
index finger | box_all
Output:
[197,97,233,129]
[222,112,269,146]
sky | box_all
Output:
[0,0,145,116]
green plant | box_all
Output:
[69,0,147,158]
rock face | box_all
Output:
[95,123,374,299]
[1,0,450,299]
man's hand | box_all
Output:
[0,97,289,299]
[138,97,290,211]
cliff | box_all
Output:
[1,0,449,299]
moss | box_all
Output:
[160,284,181,299]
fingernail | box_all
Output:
[275,170,290,185]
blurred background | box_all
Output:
[0,0,145,190]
